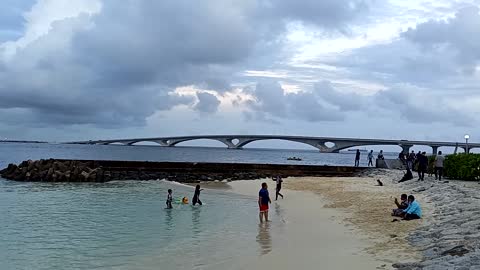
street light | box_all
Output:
[465,134,470,154]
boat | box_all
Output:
[348,148,368,152]
[287,157,302,161]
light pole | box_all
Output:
[465,134,470,154]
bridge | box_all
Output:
[67,135,479,154]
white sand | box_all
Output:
[227,179,390,270]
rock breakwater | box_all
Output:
[0,159,366,183]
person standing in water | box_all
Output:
[192,184,203,206]
[355,149,361,167]
[258,182,271,223]
[272,175,284,200]
[166,189,173,209]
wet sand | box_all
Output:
[227,179,395,270]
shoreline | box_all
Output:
[219,169,480,269]
[226,179,386,269]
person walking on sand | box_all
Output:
[434,151,445,181]
[258,182,271,223]
[166,189,173,209]
[192,184,203,206]
[272,175,284,200]
[368,150,374,167]
[355,149,361,167]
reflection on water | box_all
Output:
[192,206,202,235]
[256,223,272,255]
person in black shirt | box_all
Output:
[417,152,428,181]
[192,185,203,206]
[355,149,361,167]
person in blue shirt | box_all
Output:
[403,195,421,220]
[258,182,271,223]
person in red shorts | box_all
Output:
[258,182,271,223]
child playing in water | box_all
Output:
[166,189,173,209]
[192,185,203,206]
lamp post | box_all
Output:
[465,134,470,154]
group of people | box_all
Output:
[165,175,284,224]
[355,149,384,167]
[392,194,422,220]
[400,150,445,181]
[165,184,203,209]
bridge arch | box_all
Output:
[238,139,321,150]
[129,141,163,146]
[168,138,235,148]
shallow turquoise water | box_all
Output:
[0,180,281,270]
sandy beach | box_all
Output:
[222,169,432,270]
[202,168,480,269]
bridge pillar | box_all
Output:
[399,144,413,154]
[431,146,439,155]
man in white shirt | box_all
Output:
[435,151,445,180]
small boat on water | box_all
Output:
[348,148,368,152]
[287,157,302,161]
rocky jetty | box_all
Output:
[0,159,270,182]
[0,159,365,183]
[372,170,480,270]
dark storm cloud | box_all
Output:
[0,0,373,128]
[194,92,221,113]
[245,82,344,122]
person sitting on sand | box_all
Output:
[392,194,408,216]
[166,189,173,209]
[258,182,271,223]
[402,195,421,220]
[192,184,203,206]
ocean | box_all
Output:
[0,143,395,270]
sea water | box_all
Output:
[0,179,286,270]
[0,142,394,270]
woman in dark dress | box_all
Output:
[192,185,203,206]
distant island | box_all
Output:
[0,140,48,144]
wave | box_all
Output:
[159,179,194,189]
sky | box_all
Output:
[0,0,479,148]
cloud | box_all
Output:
[402,6,480,74]
[245,81,344,122]
[194,92,221,113]
[0,0,374,130]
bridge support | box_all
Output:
[431,146,439,155]
[400,144,413,154]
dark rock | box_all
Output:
[440,245,470,257]
[391,262,423,269]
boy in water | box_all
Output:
[166,189,173,209]
[192,184,203,206]
[258,182,271,223]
